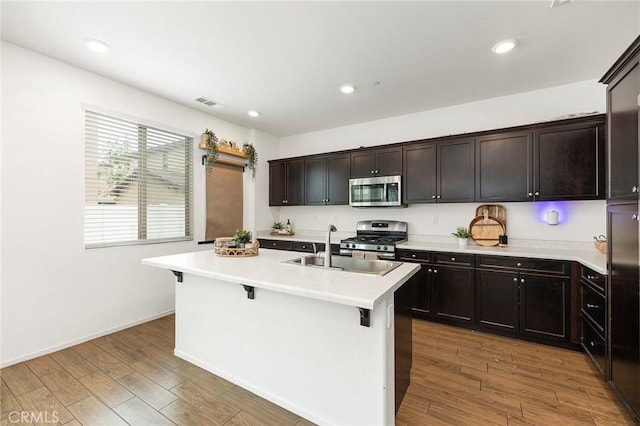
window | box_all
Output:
[84,110,193,248]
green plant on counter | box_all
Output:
[271,221,284,230]
[233,229,253,246]
[243,142,258,180]
[203,129,219,170]
[451,226,472,239]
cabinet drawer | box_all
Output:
[581,266,605,294]
[258,239,294,251]
[581,283,606,335]
[293,241,319,253]
[433,252,473,266]
[476,255,568,275]
[581,318,606,376]
[397,250,431,263]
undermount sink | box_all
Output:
[283,254,403,276]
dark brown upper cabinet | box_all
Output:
[403,142,436,203]
[600,36,640,204]
[403,139,474,203]
[475,117,604,202]
[268,159,305,206]
[305,154,350,205]
[533,118,605,201]
[438,139,475,203]
[475,131,532,202]
[350,147,402,178]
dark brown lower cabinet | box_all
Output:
[475,269,569,343]
[519,273,568,340]
[432,265,474,324]
[409,265,432,315]
[475,269,519,334]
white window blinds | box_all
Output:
[84,110,193,248]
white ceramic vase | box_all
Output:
[457,237,468,247]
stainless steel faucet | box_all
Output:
[325,224,337,268]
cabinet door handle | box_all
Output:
[516,262,522,267]
[586,303,601,309]
[520,278,525,283]
[534,191,540,196]
[433,269,438,274]
[590,341,595,347]
[513,277,518,282]
[411,254,416,258]
[633,214,639,221]
[427,268,433,273]
[431,195,436,199]
[587,275,597,280]
[272,242,277,246]
[528,192,533,197]
[633,185,638,193]
[436,195,441,199]
[371,170,375,174]
[451,257,456,262]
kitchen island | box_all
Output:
[142,248,420,425]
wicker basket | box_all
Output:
[214,238,259,257]
[594,238,607,254]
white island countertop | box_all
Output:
[142,248,420,310]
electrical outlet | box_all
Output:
[432,216,438,224]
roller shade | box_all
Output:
[84,110,193,248]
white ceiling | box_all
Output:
[1,1,638,137]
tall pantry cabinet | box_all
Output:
[600,34,640,421]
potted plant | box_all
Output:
[233,229,253,248]
[243,142,258,180]
[202,129,219,170]
[271,221,285,234]
[451,226,472,247]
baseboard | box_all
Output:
[0,310,175,368]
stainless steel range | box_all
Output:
[339,220,408,259]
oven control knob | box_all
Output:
[376,245,381,250]
[350,243,356,249]
[382,246,388,250]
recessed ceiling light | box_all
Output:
[247,110,260,118]
[84,38,110,53]
[491,39,518,54]
[339,84,356,94]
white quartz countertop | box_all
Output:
[397,241,606,275]
[142,249,420,310]
[256,231,607,275]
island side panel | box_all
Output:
[174,273,395,425]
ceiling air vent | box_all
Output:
[550,0,574,8]
[195,96,220,107]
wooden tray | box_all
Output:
[270,231,295,236]
[469,215,505,247]
[214,238,259,257]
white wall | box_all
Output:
[275,80,607,243]
[0,42,270,366]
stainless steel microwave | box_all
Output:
[349,175,405,207]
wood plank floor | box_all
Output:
[396,320,635,425]
[0,315,634,425]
